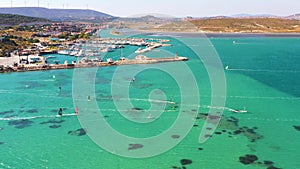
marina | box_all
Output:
[0,34,178,73]
[55,37,171,57]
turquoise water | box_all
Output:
[1,34,300,169]
[44,54,77,64]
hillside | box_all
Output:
[191,18,300,33]
[0,7,112,21]
[0,14,50,26]
[287,13,300,20]
[138,18,300,33]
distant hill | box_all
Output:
[139,17,300,33]
[118,15,178,22]
[0,7,112,21]
[0,14,50,26]
[190,18,300,33]
[287,13,300,20]
[231,14,277,18]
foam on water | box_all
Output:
[0,114,76,121]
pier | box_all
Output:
[0,56,188,73]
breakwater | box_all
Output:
[0,56,188,73]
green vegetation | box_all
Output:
[0,14,50,26]
[56,32,90,40]
[0,21,94,57]
[16,24,51,32]
[0,31,40,57]
[0,36,18,57]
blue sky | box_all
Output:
[1,0,299,17]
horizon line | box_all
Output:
[0,6,298,18]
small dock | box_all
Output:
[0,56,188,73]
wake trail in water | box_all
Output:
[93,97,176,104]
[0,114,76,121]
[121,98,176,104]
[26,79,56,82]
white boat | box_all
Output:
[69,51,78,56]
[106,58,113,63]
[47,56,57,59]
[230,107,247,113]
[75,50,84,57]
[135,47,143,54]
[238,107,247,113]
[101,47,113,53]
[58,50,70,55]
[91,58,102,62]
[225,65,229,70]
[134,47,152,54]
[28,55,43,63]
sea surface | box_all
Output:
[0,31,300,169]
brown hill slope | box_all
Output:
[190,18,300,33]
[138,18,300,33]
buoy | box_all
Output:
[75,107,79,115]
